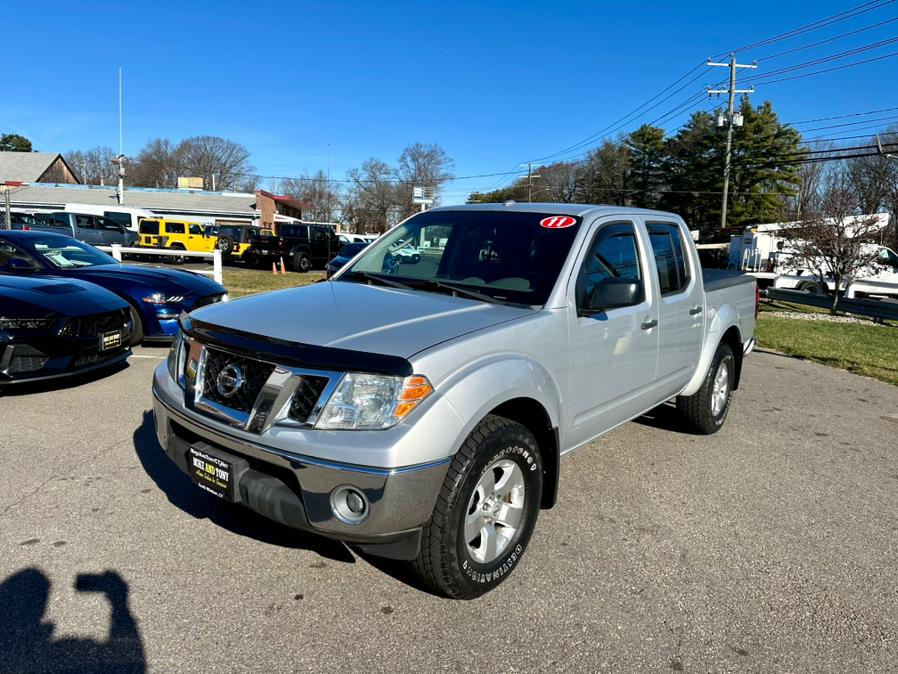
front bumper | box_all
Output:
[152,386,450,560]
[0,329,131,384]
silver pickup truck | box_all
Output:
[152,203,757,598]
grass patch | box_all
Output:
[756,314,898,386]
[222,267,325,298]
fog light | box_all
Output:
[330,486,369,524]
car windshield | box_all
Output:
[19,235,117,269]
[340,209,582,306]
[338,243,367,257]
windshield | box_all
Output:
[338,243,368,258]
[19,236,117,269]
[339,209,582,305]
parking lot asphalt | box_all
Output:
[1,348,897,673]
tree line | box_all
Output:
[469,99,898,244]
[4,96,897,241]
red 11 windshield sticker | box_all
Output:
[540,216,576,229]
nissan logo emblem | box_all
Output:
[216,363,244,398]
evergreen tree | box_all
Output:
[624,125,666,208]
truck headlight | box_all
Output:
[315,373,433,430]
[167,330,185,383]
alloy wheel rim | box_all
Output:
[464,458,526,564]
[711,356,732,417]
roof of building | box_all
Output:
[7,182,259,218]
[0,152,79,183]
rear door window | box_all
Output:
[74,214,95,229]
[139,220,160,235]
[166,222,186,235]
[647,223,690,295]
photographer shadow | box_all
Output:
[0,567,145,674]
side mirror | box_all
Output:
[586,278,642,312]
[4,258,38,272]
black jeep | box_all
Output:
[246,223,339,272]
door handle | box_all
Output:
[689,306,703,315]
[640,319,658,330]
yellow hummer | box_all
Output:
[138,218,218,263]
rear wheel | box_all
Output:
[800,280,827,295]
[676,342,735,434]
[410,415,542,599]
[167,244,186,265]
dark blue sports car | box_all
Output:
[0,231,227,344]
[0,275,131,384]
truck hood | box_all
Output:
[189,280,534,358]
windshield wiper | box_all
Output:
[346,270,414,290]
[423,280,503,304]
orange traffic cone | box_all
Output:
[272,262,278,274]
[279,257,287,274]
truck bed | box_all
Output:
[702,268,756,292]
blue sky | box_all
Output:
[4,1,897,203]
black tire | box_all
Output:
[128,305,144,346]
[676,342,736,435]
[292,251,312,273]
[217,235,235,257]
[167,244,186,265]
[410,414,543,599]
[801,280,826,295]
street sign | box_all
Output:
[412,186,434,205]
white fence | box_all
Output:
[97,245,223,285]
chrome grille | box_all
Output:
[200,348,275,413]
[288,375,330,423]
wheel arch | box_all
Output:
[488,397,560,510]
[680,308,744,397]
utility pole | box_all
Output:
[116,66,125,205]
[520,162,541,202]
[707,54,756,230]
[877,135,897,161]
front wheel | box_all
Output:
[292,251,312,273]
[676,342,735,434]
[410,415,542,599]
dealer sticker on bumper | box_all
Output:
[187,447,233,500]
[101,330,122,351]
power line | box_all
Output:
[757,15,898,60]
[789,105,898,124]
[721,0,894,56]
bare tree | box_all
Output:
[394,143,454,217]
[780,163,887,314]
[65,146,118,186]
[279,170,341,222]
[344,159,403,233]
[537,162,579,203]
[176,135,253,191]
[129,138,180,188]
[579,140,630,205]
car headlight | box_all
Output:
[0,317,55,330]
[315,373,433,430]
[142,293,186,304]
